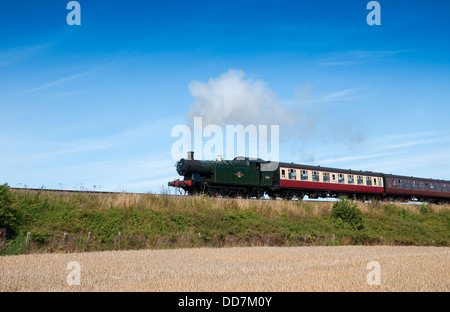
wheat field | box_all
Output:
[0,246,448,292]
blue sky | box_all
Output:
[1,0,449,193]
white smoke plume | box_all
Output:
[184,69,364,162]
[187,69,297,128]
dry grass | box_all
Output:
[110,193,450,213]
[95,193,448,216]
[1,246,448,292]
[15,189,450,215]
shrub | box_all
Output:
[31,232,50,243]
[0,184,20,239]
[0,183,12,208]
[331,199,364,230]
[420,203,432,214]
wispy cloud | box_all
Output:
[0,138,116,165]
[360,148,450,180]
[0,118,181,192]
[313,88,360,104]
[4,152,176,193]
[347,50,411,58]
[318,49,411,67]
[314,131,450,179]
[0,43,54,67]
[0,117,178,166]
[292,86,360,107]
[316,131,444,163]
[318,61,360,67]
[51,91,82,98]
[21,69,96,94]
[318,151,400,166]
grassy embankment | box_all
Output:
[1,184,449,255]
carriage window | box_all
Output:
[288,169,296,180]
[301,170,308,181]
[338,174,345,184]
[323,172,330,182]
[357,176,364,185]
[348,175,354,184]
[366,177,372,186]
[412,181,417,189]
[397,179,403,188]
[419,183,424,190]
[281,169,286,178]
[444,184,448,192]
[436,184,441,191]
[332,174,336,182]
[312,171,320,182]
[430,184,435,191]
[405,181,410,189]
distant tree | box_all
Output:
[0,184,19,239]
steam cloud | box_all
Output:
[187,69,296,128]
[185,69,364,162]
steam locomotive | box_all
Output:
[168,152,450,203]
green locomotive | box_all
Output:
[168,152,276,198]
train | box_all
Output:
[168,152,450,203]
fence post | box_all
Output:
[26,232,31,252]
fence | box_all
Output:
[20,231,124,253]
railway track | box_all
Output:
[7,187,303,199]
[9,187,136,196]
[7,187,283,201]
[8,187,431,204]
[9,187,193,200]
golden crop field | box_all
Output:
[0,246,448,292]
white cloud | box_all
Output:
[187,69,294,127]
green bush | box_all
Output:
[420,203,432,214]
[0,184,20,239]
[331,199,364,230]
[31,231,50,243]
[0,183,12,207]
